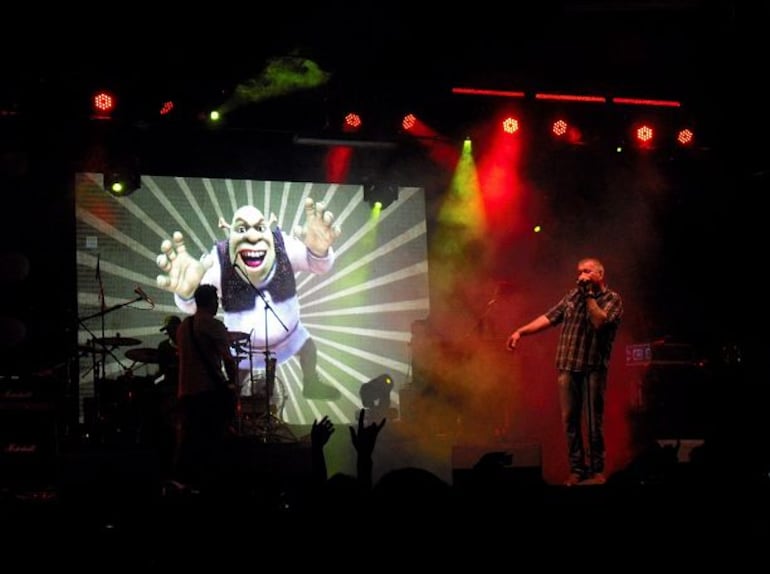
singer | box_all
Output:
[505,257,623,486]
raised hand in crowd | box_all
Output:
[310,415,335,485]
[312,415,335,449]
[349,408,386,489]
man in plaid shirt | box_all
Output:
[507,258,623,486]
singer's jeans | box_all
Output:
[558,369,607,476]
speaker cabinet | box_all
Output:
[636,363,712,439]
[0,377,60,489]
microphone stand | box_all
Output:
[469,282,512,338]
[466,282,513,438]
[236,269,295,443]
[472,291,498,337]
[584,375,594,480]
[80,294,145,322]
[581,286,595,479]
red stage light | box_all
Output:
[502,116,519,135]
[635,124,654,145]
[676,128,694,146]
[552,119,568,137]
[92,90,116,119]
[159,101,175,116]
[343,112,362,132]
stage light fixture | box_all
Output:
[104,171,141,197]
[676,128,694,146]
[91,89,116,120]
[636,125,654,143]
[363,182,399,209]
[552,119,568,137]
[632,122,656,149]
[359,373,396,421]
[502,116,520,135]
[159,101,175,116]
[550,117,583,145]
[402,113,417,132]
[343,112,362,132]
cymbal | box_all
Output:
[228,331,250,342]
[125,347,160,364]
[95,336,142,347]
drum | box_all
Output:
[101,373,154,405]
[236,373,287,426]
[96,374,157,446]
[228,331,250,355]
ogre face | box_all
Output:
[228,206,276,284]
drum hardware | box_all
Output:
[229,331,291,440]
[95,336,142,347]
[229,281,295,443]
[228,331,250,343]
[77,344,96,355]
[239,372,287,417]
[125,348,161,364]
[77,284,155,445]
[95,373,156,447]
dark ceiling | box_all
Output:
[1,2,751,144]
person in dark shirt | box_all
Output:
[155,314,181,475]
[174,285,239,490]
[157,315,181,390]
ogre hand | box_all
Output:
[293,197,341,257]
[156,231,213,299]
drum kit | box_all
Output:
[78,328,296,446]
[77,335,164,446]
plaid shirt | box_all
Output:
[545,287,623,372]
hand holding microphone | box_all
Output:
[577,278,591,297]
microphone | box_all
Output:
[234,265,248,281]
[134,286,155,308]
[234,265,257,289]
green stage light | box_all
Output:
[104,171,140,197]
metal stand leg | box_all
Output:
[250,357,295,443]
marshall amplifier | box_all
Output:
[0,375,61,489]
